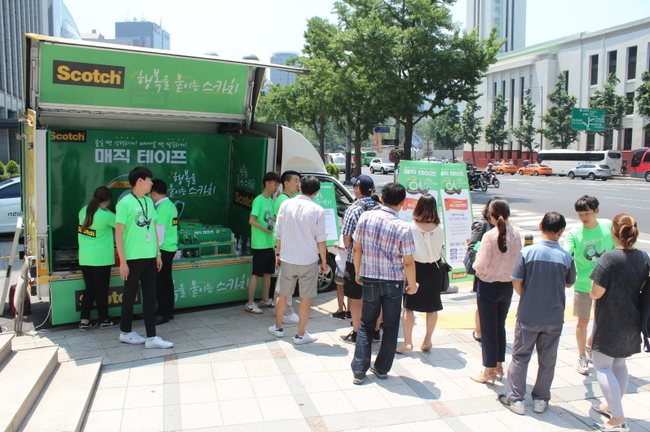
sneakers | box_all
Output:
[332,311,347,319]
[294,330,317,345]
[586,344,593,362]
[245,302,263,314]
[591,403,612,419]
[119,331,146,345]
[145,336,174,349]
[533,399,548,414]
[443,285,459,293]
[370,363,387,380]
[99,320,116,329]
[594,422,629,431]
[268,325,284,338]
[282,313,300,324]
[340,331,357,344]
[259,299,275,308]
[498,394,525,415]
[577,356,590,375]
[373,329,381,342]
[79,322,96,332]
[352,373,366,385]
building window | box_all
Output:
[520,77,525,120]
[493,82,498,99]
[623,128,633,150]
[563,70,569,91]
[510,78,515,126]
[587,133,596,150]
[627,46,637,80]
[590,54,599,86]
[607,50,617,77]
[626,92,635,115]
[502,80,506,98]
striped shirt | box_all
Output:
[341,196,377,263]
[275,194,327,265]
[353,206,416,281]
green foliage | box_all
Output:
[334,0,501,160]
[0,161,5,175]
[590,73,631,149]
[325,164,340,179]
[510,89,537,152]
[636,71,650,127]
[484,94,508,150]
[459,100,483,164]
[431,104,462,160]
[539,73,579,149]
[5,160,18,174]
[0,174,9,181]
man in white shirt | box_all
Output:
[269,176,327,344]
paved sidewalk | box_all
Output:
[10,283,650,432]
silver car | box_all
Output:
[333,156,347,173]
[568,164,612,181]
[369,158,395,174]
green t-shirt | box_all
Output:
[155,198,178,252]
[250,194,275,249]
[78,205,116,266]
[116,193,158,260]
[564,219,615,292]
[274,193,292,215]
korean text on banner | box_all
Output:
[312,182,340,246]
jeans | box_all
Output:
[351,278,404,375]
[477,279,513,367]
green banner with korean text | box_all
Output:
[39,43,249,115]
[312,182,340,246]
[397,161,473,283]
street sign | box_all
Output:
[382,139,397,146]
[571,108,606,132]
[373,126,391,134]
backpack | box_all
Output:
[354,198,381,212]
[641,275,650,352]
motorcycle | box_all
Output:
[468,170,488,192]
[484,170,500,188]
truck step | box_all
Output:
[20,356,103,432]
[0,332,14,364]
[0,345,58,432]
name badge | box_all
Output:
[145,232,151,242]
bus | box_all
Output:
[536,150,623,176]
[350,151,379,166]
[630,147,650,181]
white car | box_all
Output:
[369,158,394,174]
[0,178,22,234]
[332,156,347,173]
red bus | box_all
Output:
[630,147,650,181]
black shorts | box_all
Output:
[252,248,276,277]
[343,261,363,299]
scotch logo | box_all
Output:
[172,218,179,226]
[78,226,97,237]
[53,60,125,89]
[51,130,86,142]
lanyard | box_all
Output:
[132,192,149,230]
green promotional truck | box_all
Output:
[20,34,349,325]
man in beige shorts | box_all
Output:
[269,176,327,345]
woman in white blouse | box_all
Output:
[396,194,445,355]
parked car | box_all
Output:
[369,158,395,174]
[492,162,518,175]
[0,177,22,234]
[332,156,346,173]
[518,164,553,176]
[568,164,612,181]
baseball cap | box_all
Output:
[351,175,374,195]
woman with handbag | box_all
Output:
[471,198,521,383]
[589,214,649,432]
[396,194,445,355]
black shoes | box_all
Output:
[155,316,170,325]
[340,331,357,344]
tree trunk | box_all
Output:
[403,117,413,161]
[353,122,363,178]
[318,115,327,164]
[471,144,476,165]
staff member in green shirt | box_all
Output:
[78,186,116,331]
[150,179,178,325]
[115,167,173,349]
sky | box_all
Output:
[62,0,650,63]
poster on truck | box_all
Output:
[398,161,473,283]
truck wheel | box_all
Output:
[317,254,336,293]
[568,172,575,179]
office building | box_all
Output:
[269,52,299,86]
[114,20,170,50]
[466,0,526,53]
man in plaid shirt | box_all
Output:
[351,182,418,385]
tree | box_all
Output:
[459,100,483,165]
[510,88,537,158]
[334,0,501,161]
[539,73,579,149]
[431,103,462,161]
[636,70,650,130]
[484,93,508,158]
[590,73,631,150]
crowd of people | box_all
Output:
[77,166,648,431]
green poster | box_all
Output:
[50,262,256,325]
[312,182,339,246]
[49,129,232,250]
[39,44,249,116]
[397,160,441,222]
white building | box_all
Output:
[465,17,650,167]
[466,0,526,53]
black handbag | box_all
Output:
[438,257,452,292]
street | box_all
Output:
[342,166,650,253]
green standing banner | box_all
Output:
[398,161,473,283]
[312,182,340,246]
